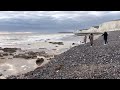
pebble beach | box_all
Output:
[7,31,120,79]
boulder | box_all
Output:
[36,58,44,66]
[72,43,75,45]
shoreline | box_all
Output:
[0,33,101,79]
[7,30,120,79]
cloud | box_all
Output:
[0,11,119,32]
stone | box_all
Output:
[49,42,64,45]
[3,53,9,56]
[0,73,2,76]
[8,58,13,59]
[72,43,75,45]
[36,58,44,66]
[13,54,37,59]
[2,48,21,53]
[0,54,3,57]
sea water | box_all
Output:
[0,32,82,48]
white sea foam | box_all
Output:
[0,33,74,47]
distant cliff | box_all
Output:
[77,20,120,33]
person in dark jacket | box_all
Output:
[102,32,108,45]
[89,33,94,46]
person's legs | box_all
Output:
[90,40,93,46]
[105,38,107,44]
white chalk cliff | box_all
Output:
[77,20,120,33]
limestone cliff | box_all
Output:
[77,20,120,33]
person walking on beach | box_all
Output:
[102,32,108,45]
[84,35,87,44]
[89,33,94,46]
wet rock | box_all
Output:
[49,42,64,45]
[36,58,44,66]
[13,54,37,59]
[52,49,56,50]
[0,73,2,76]
[13,51,50,59]
[8,58,12,59]
[3,53,9,56]
[36,51,47,56]
[13,51,38,59]
[39,48,46,49]
[43,55,54,58]
[2,48,21,53]
[0,54,3,57]
[0,47,2,50]
[47,39,50,40]
[9,53,14,56]
[72,43,75,45]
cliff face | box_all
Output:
[79,20,120,33]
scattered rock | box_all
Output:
[28,44,31,45]
[0,54,3,57]
[52,49,56,50]
[39,48,47,49]
[2,48,21,53]
[13,54,37,59]
[49,42,64,45]
[9,53,14,56]
[3,53,9,56]
[72,43,75,45]
[8,58,12,59]
[36,58,44,66]
[0,73,2,76]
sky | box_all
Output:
[0,11,120,33]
